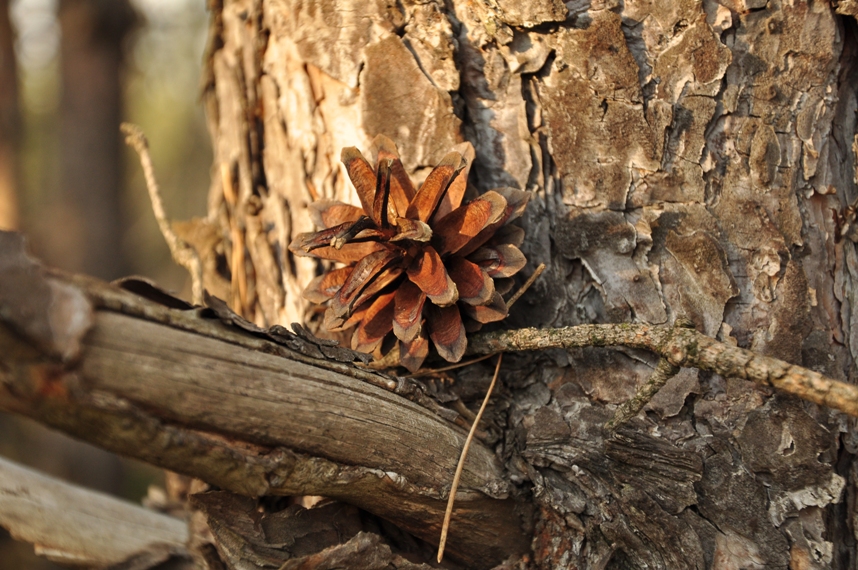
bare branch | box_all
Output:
[0,234,528,568]
[469,324,858,418]
[505,262,546,309]
[604,356,680,430]
[0,456,190,568]
[121,123,204,305]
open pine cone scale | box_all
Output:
[289,135,529,372]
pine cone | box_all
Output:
[289,135,529,372]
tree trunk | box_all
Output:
[45,0,137,279]
[0,0,20,231]
[200,0,858,568]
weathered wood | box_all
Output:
[80,311,503,493]
[0,242,528,567]
[0,456,190,568]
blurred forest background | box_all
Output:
[0,0,211,566]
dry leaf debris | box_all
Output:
[289,135,529,371]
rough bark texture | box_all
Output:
[197,0,858,568]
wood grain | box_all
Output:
[0,456,189,567]
[82,311,503,493]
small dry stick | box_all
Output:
[121,123,204,305]
[604,356,680,430]
[406,352,496,378]
[604,318,693,429]
[468,324,858,418]
[437,353,503,563]
[505,263,546,309]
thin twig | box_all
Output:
[121,123,203,305]
[405,352,497,378]
[505,262,546,309]
[468,324,858,418]
[604,356,680,430]
[437,353,503,563]
[452,399,477,423]
[603,318,693,429]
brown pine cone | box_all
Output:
[289,135,529,372]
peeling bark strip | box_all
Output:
[469,325,858,418]
[0,233,527,568]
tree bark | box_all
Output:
[3,0,858,568]
[199,0,858,568]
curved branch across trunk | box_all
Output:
[0,233,528,568]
